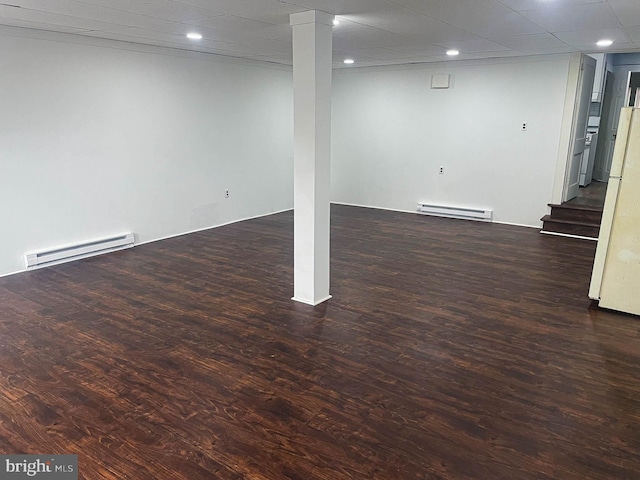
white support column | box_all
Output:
[290,11,334,306]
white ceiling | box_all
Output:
[1,0,640,67]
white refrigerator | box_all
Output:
[589,107,640,316]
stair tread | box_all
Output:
[541,215,601,227]
[547,203,603,212]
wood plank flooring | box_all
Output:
[568,181,607,208]
[0,204,639,479]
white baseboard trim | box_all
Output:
[0,268,28,279]
[493,221,539,229]
[540,230,597,241]
[331,201,420,215]
[331,202,540,229]
[137,208,293,247]
[1,208,294,279]
[292,295,332,306]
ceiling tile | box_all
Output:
[83,26,200,44]
[424,52,482,62]
[471,50,534,59]
[82,27,288,56]
[553,27,631,46]
[1,0,639,68]
[493,33,569,51]
[465,11,546,37]
[518,2,622,32]
[76,0,219,22]
[386,43,456,56]
[0,15,87,33]
[153,22,292,51]
[608,0,640,27]
[5,0,175,29]
[626,25,640,41]
[333,22,419,50]
[97,24,291,54]
[346,11,480,43]
[498,0,605,11]
[436,38,513,53]
[197,40,289,56]
[178,0,306,24]
[0,4,122,30]
[340,47,421,60]
[186,15,291,41]
[333,50,384,63]
[281,0,400,16]
[390,0,509,20]
[334,56,437,68]
[390,0,544,36]
[79,29,201,49]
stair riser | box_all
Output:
[549,208,602,223]
[542,221,600,238]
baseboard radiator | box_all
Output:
[417,203,493,222]
[26,233,135,269]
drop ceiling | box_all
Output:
[1,0,639,67]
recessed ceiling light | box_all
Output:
[344,58,355,64]
[446,49,460,56]
[333,18,340,26]
[597,39,613,47]
[186,32,203,40]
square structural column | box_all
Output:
[290,11,334,306]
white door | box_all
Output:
[601,72,629,180]
[593,71,615,181]
[564,55,597,201]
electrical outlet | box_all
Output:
[439,166,445,175]
[521,122,528,131]
[225,189,229,198]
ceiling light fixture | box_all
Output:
[446,49,460,56]
[333,18,340,26]
[344,58,355,64]
[186,32,203,40]
[596,39,613,47]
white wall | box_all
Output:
[0,28,293,276]
[331,55,572,227]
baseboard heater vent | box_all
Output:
[26,233,135,269]
[417,203,493,222]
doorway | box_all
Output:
[563,54,597,202]
[592,69,629,185]
[542,53,636,239]
[571,53,639,209]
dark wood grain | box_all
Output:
[568,181,607,208]
[542,181,607,238]
[1,204,639,479]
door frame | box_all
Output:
[551,53,598,204]
[592,69,629,182]
[567,54,596,201]
[551,53,585,205]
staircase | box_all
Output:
[541,203,603,239]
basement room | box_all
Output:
[1,0,639,478]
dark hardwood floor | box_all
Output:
[568,180,608,208]
[1,205,639,479]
